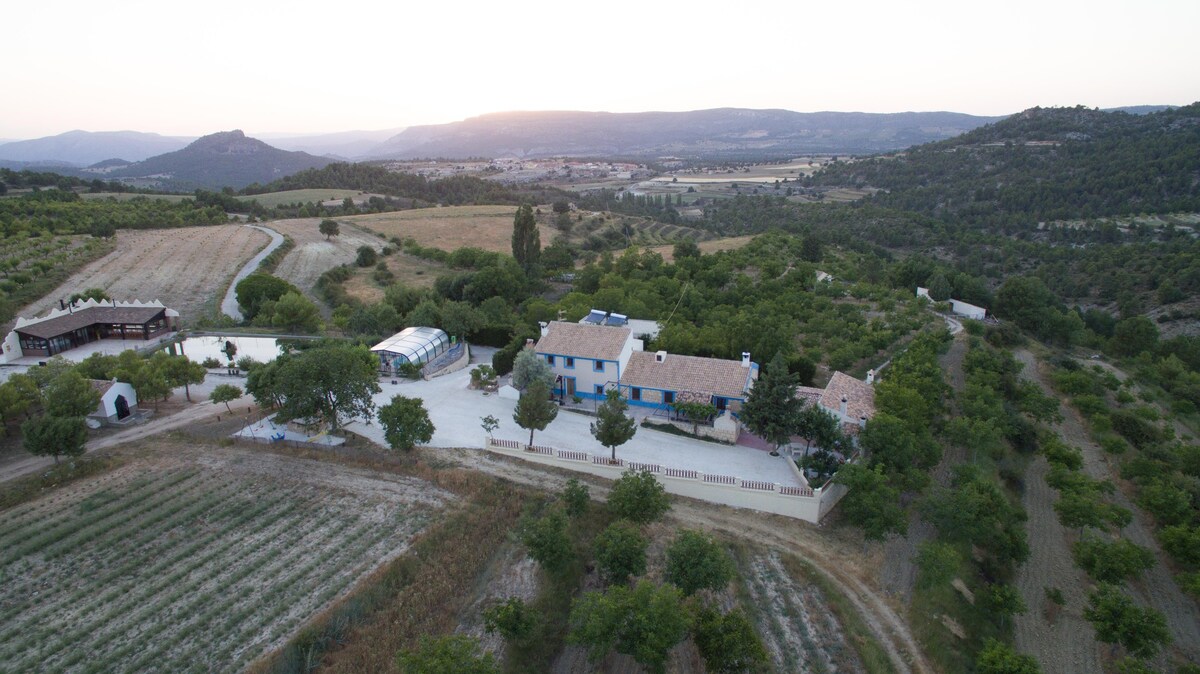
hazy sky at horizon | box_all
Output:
[3,0,1198,139]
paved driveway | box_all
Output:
[345,367,803,487]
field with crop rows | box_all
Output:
[0,449,450,674]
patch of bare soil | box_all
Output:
[454,542,540,660]
[1013,350,1200,668]
[18,225,269,320]
[433,447,932,674]
[265,218,386,294]
[743,550,867,673]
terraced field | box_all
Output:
[0,448,450,674]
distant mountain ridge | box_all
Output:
[366,108,1006,159]
[0,130,194,166]
[106,130,333,190]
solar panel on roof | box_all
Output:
[605,313,628,326]
[584,309,606,324]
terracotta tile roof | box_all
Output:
[15,306,165,340]
[819,371,876,420]
[535,321,631,361]
[795,386,824,406]
[622,351,757,400]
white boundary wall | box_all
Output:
[484,437,848,523]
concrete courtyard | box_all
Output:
[345,357,804,488]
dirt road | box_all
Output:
[1012,350,1200,668]
[221,224,286,320]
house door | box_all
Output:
[564,377,576,398]
[114,395,130,420]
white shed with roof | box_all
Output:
[371,327,450,372]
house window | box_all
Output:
[565,357,575,369]
[663,391,675,405]
[594,360,604,372]
[546,355,555,366]
[714,397,727,411]
[595,385,604,396]
[631,388,641,401]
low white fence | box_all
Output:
[484,437,847,523]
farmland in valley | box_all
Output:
[16,224,270,321]
[0,447,449,674]
[346,205,542,254]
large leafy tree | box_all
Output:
[276,344,381,430]
[835,463,907,541]
[1084,584,1171,658]
[156,354,207,402]
[1072,538,1155,583]
[590,390,637,462]
[795,403,843,458]
[975,638,1040,674]
[692,606,770,674]
[511,348,553,391]
[521,508,573,573]
[44,371,101,418]
[510,203,540,274]
[210,384,243,412]
[378,395,435,450]
[270,291,322,333]
[593,520,648,584]
[235,273,295,321]
[513,379,557,446]
[608,470,671,524]
[568,580,691,674]
[739,352,800,454]
[395,634,499,674]
[922,466,1030,566]
[23,415,88,463]
[663,530,735,596]
[318,218,339,240]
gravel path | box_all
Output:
[220,224,285,320]
[1012,350,1200,668]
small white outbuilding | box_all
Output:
[89,379,138,422]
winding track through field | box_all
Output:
[220,224,285,320]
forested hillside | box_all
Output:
[806,104,1200,227]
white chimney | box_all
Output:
[840,396,848,418]
[539,322,549,336]
[655,350,667,363]
[741,352,751,368]
[525,338,535,349]
[867,369,875,384]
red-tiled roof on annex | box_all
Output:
[622,351,756,400]
[819,371,876,420]
[15,306,165,340]
[795,385,824,406]
[534,321,631,361]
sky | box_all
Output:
[3,0,1198,139]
